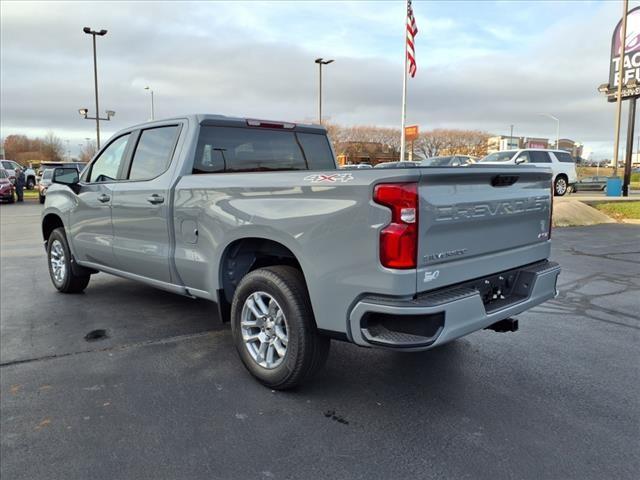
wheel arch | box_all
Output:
[217,237,306,322]
[42,213,64,241]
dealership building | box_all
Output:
[487,136,583,158]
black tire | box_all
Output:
[8,192,15,204]
[39,194,45,204]
[230,266,330,390]
[47,227,90,293]
[554,175,568,196]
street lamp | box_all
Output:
[539,113,560,149]
[145,86,155,121]
[78,107,116,142]
[83,27,108,148]
[314,58,334,125]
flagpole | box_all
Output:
[400,0,408,162]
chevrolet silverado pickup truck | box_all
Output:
[42,114,560,389]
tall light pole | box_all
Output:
[510,124,514,149]
[83,27,108,148]
[540,113,560,149]
[314,58,334,125]
[145,86,155,121]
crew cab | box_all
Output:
[479,149,577,196]
[41,114,560,389]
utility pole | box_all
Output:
[145,86,155,121]
[613,0,630,176]
[623,96,636,196]
[314,58,334,125]
[83,27,108,148]
[510,124,514,149]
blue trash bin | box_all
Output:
[606,177,622,197]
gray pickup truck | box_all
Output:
[42,114,560,389]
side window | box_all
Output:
[529,151,551,163]
[554,151,575,163]
[128,126,180,181]
[87,134,131,182]
[515,151,531,163]
[296,133,336,170]
[194,127,306,173]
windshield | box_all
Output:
[480,151,516,162]
[422,156,454,166]
[42,169,53,180]
[0,170,7,179]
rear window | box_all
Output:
[128,125,181,181]
[529,151,551,163]
[554,151,575,163]
[296,132,336,170]
[193,126,334,173]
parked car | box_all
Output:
[340,163,373,169]
[479,149,578,196]
[1,159,37,189]
[0,168,16,203]
[573,176,607,192]
[374,161,422,168]
[38,168,55,204]
[422,155,476,167]
[37,161,87,179]
[42,114,560,389]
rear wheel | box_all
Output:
[230,266,330,390]
[8,191,15,204]
[554,176,568,196]
[47,228,90,293]
[39,194,45,204]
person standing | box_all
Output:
[15,167,25,202]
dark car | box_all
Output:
[574,176,607,192]
[0,168,16,203]
[374,161,422,168]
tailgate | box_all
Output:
[416,165,552,292]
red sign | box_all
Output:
[405,125,419,141]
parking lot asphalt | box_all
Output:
[1,201,639,480]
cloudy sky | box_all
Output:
[0,0,635,159]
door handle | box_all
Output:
[97,194,110,203]
[146,194,165,205]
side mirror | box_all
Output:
[514,156,526,165]
[53,167,80,192]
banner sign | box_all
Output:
[609,6,640,99]
[405,125,419,141]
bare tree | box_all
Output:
[41,131,64,162]
[80,140,98,163]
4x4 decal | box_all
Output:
[303,173,354,183]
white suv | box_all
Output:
[479,149,578,196]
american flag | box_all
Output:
[406,0,418,78]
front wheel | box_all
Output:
[230,266,330,390]
[554,176,568,196]
[47,228,90,293]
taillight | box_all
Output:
[373,182,418,269]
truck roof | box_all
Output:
[123,114,327,134]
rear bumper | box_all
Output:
[348,260,560,351]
